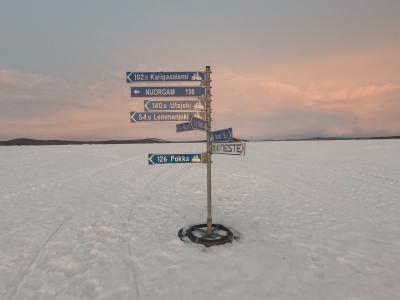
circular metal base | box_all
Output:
[178,224,239,247]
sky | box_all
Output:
[1,0,399,141]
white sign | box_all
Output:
[211,141,246,156]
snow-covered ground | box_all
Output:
[1,140,399,300]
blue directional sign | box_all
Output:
[131,112,205,122]
[131,87,205,98]
[148,153,203,165]
[176,122,193,133]
[211,128,233,142]
[190,116,207,131]
[127,72,205,82]
[144,100,205,111]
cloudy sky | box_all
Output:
[1,0,399,140]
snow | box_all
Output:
[1,140,400,300]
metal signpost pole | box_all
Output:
[205,66,212,234]
[128,67,238,246]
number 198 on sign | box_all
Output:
[185,88,196,96]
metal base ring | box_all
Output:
[178,224,239,247]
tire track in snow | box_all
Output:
[127,242,142,300]
[2,155,143,200]
[125,165,171,221]
[125,163,193,220]
[122,165,172,300]
[254,148,400,194]
[122,164,191,299]
[7,216,72,300]
[240,160,318,203]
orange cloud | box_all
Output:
[1,52,400,141]
[212,63,400,139]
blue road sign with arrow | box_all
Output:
[211,128,233,142]
[131,87,205,98]
[144,100,205,111]
[176,116,207,132]
[127,72,205,82]
[148,153,203,165]
[131,111,205,122]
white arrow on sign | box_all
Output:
[127,72,133,83]
[148,154,156,165]
[133,89,141,95]
[130,112,138,122]
[144,100,150,111]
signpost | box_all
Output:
[144,100,204,111]
[211,141,246,156]
[130,111,205,122]
[131,87,205,98]
[204,66,213,234]
[211,128,233,142]
[148,153,203,165]
[127,71,204,82]
[126,66,243,246]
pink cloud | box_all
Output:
[212,67,400,138]
[1,54,400,141]
[329,84,400,100]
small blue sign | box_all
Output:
[127,72,204,82]
[144,100,205,111]
[190,116,207,131]
[131,87,205,98]
[148,153,203,165]
[176,122,193,133]
[211,128,233,142]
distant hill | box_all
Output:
[0,138,171,146]
[258,136,400,142]
[0,137,249,146]
[1,136,398,146]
